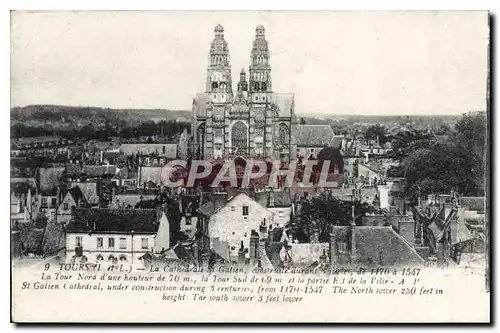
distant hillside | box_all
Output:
[11,105,192,125]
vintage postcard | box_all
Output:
[10,11,490,323]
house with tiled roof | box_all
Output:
[11,135,72,158]
[109,194,157,209]
[330,225,425,267]
[119,143,178,159]
[65,208,170,266]
[225,187,293,227]
[56,186,87,225]
[196,192,274,262]
[295,124,340,159]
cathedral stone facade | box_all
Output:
[193,24,297,162]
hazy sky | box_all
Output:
[11,11,489,115]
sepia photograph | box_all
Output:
[9,10,490,323]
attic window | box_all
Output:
[242,206,249,216]
[337,242,348,254]
[231,206,235,212]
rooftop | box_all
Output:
[65,208,160,234]
[295,124,337,147]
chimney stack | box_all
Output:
[319,248,328,265]
[200,250,211,268]
[349,224,357,264]
[259,220,268,241]
[268,188,275,207]
[238,241,246,265]
[267,224,273,241]
[249,230,259,266]
[329,226,337,267]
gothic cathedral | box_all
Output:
[193,24,297,162]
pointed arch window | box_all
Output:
[261,82,267,91]
[254,82,260,91]
[279,123,289,145]
[231,121,248,151]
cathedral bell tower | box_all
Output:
[249,24,272,104]
[206,24,233,104]
[235,68,249,103]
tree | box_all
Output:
[435,124,451,135]
[137,121,158,137]
[452,112,487,194]
[79,124,95,140]
[390,129,433,161]
[293,194,377,243]
[364,124,388,145]
[402,112,487,204]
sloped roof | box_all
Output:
[39,167,65,192]
[459,196,485,212]
[197,195,230,217]
[69,181,99,205]
[111,194,157,209]
[66,164,82,176]
[82,165,117,177]
[66,186,86,205]
[43,222,65,254]
[65,208,159,234]
[90,141,114,151]
[266,241,284,270]
[254,190,293,208]
[456,217,475,243]
[296,124,335,147]
[11,135,66,148]
[332,226,424,266]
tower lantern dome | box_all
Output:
[210,24,229,55]
[214,24,225,37]
[255,24,266,37]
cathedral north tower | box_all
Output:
[206,24,233,104]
